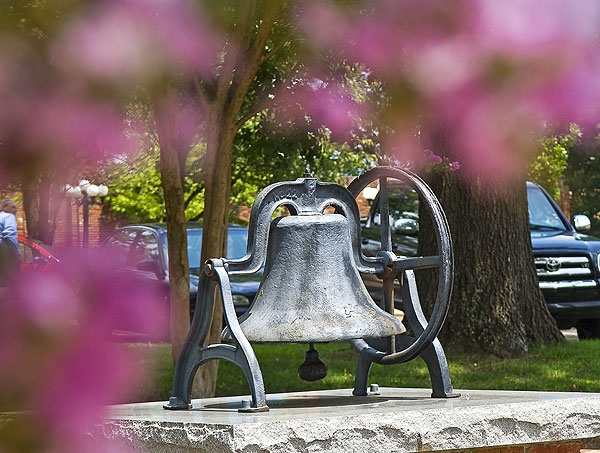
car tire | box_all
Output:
[576,319,600,340]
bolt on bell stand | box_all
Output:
[165,166,458,413]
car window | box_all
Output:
[132,229,160,267]
[363,183,420,257]
[371,186,419,229]
[186,230,203,269]
[527,187,565,229]
[227,229,248,260]
[104,229,138,265]
[165,228,250,269]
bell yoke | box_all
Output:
[165,166,457,413]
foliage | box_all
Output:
[104,127,376,224]
[529,124,581,200]
[103,146,206,223]
[104,63,381,224]
[563,129,600,236]
[232,117,377,215]
[102,151,164,222]
[127,339,600,402]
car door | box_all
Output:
[102,228,146,335]
[103,228,139,267]
[129,228,168,296]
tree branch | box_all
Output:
[261,24,300,64]
[215,2,255,108]
[234,99,271,132]
[190,210,204,222]
[226,2,282,121]
[184,183,205,210]
[234,63,299,132]
[192,77,211,110]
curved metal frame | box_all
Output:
[346,166,458,398]
[164,259,268,412]
[347,166,453,363]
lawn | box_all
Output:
[125,339,600,404]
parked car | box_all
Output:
[101,223,261,339]
[360,181,600,339]
[18,236,60,271]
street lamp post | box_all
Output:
[65,180,108,250]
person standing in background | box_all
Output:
[0,199,20,285]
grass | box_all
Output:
[124,340,600,403]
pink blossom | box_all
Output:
[272,78,367,141]
[0,250,168,452]
[474,0,600,55]
[27,95,135,159]
[52,0,218,85]
[154,96,204,152]
[428,152,443,165]
[300,0,600,179]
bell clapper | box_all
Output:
[298,343,328,381]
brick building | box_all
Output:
[4,176,377,250]
[1,192,112,249]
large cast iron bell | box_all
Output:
[224,213,405,343]
[165,168,457,414]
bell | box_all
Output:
[225,213,406,343]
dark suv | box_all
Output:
[360,181,600,339]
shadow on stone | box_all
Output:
[204,394,426,411]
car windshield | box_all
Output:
[163,228,249,269]
[527,187,566,230]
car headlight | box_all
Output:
[232,295,250,306]
[597,253,600,272]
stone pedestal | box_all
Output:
[96,388,600,452]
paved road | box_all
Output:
[562,328,578,341]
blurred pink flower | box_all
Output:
[300,0,600,179]
[52,0,218,85]
[26,95,136,160]
[0,250,168,452]
[273,79,366,141]
[154,96,204,152]
[474,0,600,55]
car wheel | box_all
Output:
[576,319,600,339]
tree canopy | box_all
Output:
[529,124,581,200]
[564,129,600,236]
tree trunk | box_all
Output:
[193,107,236,398]
[157,117,191,363]
[22,179,40,239]
[418,171,563,357]
[185,1,281,398]
[157,2,282,398]
[21,176,59,245]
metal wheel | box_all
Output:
[348,166,453,364]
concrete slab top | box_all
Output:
[101,388,600,452]
[107,387,600,425]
